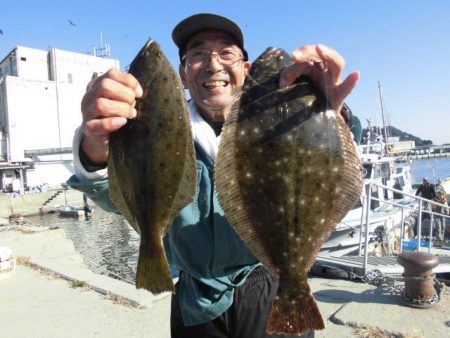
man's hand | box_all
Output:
[279,44,359,113]
[80,68,143,165]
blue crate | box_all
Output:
[402,239,431,251]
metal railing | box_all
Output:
[358,182,449,272]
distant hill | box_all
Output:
[361,126,433,147]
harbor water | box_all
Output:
[26,157,450,284]
[27,208,141,284]
[410,157,450,185]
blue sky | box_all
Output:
[1,0,449,144]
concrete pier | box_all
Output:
[1,226,449,338]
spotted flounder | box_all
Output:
[215,48,363,334]
[107,39,196,294]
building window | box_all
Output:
[20,57,27,61]
[67,73,73,84]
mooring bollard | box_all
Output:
[397,251,439,308]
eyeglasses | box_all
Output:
[183,48,244,68]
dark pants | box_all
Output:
[170,267,315,338]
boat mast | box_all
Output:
[378,81,390,151]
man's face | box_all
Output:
[179,31,251,121]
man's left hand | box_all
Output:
[279,44,359,113]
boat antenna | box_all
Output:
[378,81,391,153]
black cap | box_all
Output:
[172,13,248,63]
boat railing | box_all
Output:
[358,182,450,272]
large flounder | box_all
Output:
[107,40,196,294]
[215,48,363,334]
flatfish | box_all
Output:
[215,47,363,334]
[107,39,196,294]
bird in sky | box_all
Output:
[0,29,3,35]
[68,19,77,27]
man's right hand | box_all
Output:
[80,68,143,165]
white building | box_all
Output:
[0,46,119,192]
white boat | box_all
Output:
[57,205,93,218]
[315,143,450,279]
[320,139,416,256]
[314,82,450,279]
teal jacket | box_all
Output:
[67,142,260,326]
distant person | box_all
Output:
[416,177,436,200]
[83,194,92,218]
[416,177,436,220]
[432,190,448,246]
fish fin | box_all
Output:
[266,293,324,335]
[135,240,175,294]
[167,128,197,232]
[108,153,141,234]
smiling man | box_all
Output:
[68,13,359,338]
[177,30,250,123]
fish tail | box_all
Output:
[266,292,324,335]
[135,241,175,294]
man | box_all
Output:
[416,177,436,220]
[415,177,436,200]
[432,190,448,246]
[68,13,360,338]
